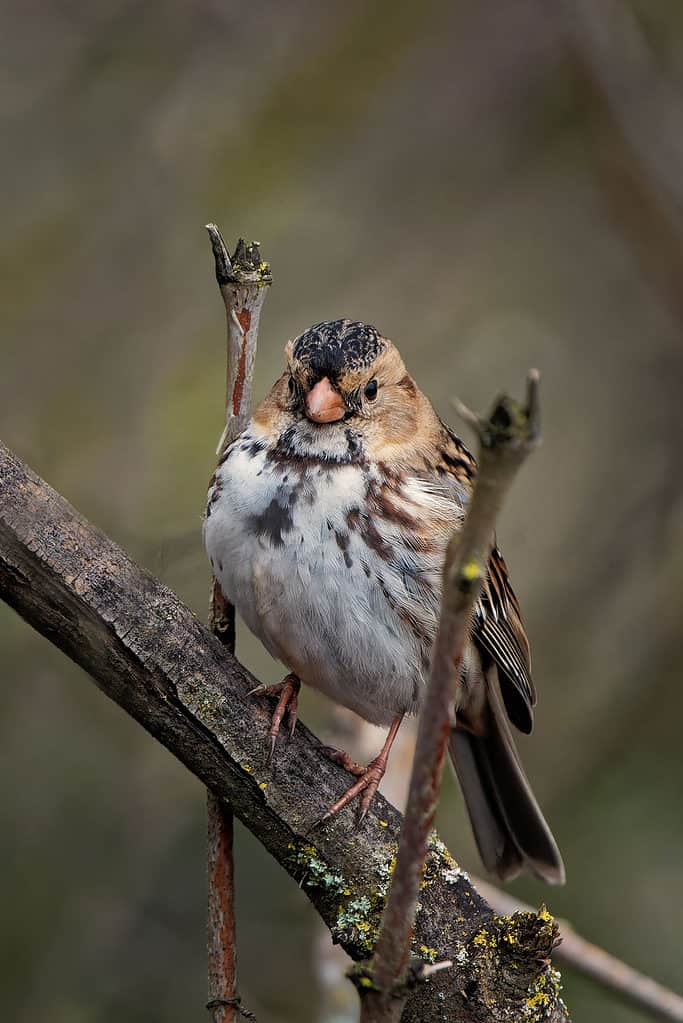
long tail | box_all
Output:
[449,667,565,885]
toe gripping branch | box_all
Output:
[249,674,301,763]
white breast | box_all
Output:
[203,430,446,725]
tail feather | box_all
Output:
[450,668,565,885]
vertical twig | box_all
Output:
[205,224,272,1023]
[355,374,542,1022]
[207,792,237,1022]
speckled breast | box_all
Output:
[203,430,443,726]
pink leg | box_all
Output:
[319,716,403,826]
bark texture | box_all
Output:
[0,440,568,1023]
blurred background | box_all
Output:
[2,1,682,1020]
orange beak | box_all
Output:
[304,376,345,423]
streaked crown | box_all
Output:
[291,319,388,382]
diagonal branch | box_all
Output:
[0,439,567,1022]
[358,375,545,1023]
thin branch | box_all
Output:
[0,439,568,1022]
[475,878,683,1023]
[205,227,272,1023]
[358,374,544,1023]
[207,793,239,1023]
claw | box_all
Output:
[249,673,301,762]
[267,733,277,765]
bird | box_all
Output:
[204,318,565,884]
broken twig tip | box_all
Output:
[205,222,234,284]
[418,959,453,981]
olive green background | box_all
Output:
[2,2,682,1020]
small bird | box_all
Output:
[204,319,564,884]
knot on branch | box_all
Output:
[348,956,452,1001]
[464,907,564,1021]
[206,996,258,1021]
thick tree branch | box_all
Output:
[0,439,567,1022]
[359,375,545,1023]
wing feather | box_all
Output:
[430,421,536,735]
[473,545,535,733]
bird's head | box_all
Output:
[254,319,428,463]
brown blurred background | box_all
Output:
[2,1,682,1020]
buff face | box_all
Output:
[255,320,433,464]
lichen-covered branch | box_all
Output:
[475,878,683,1023]
[0,440,567,1022]
[358,375,546,1023]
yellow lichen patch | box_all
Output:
[461,559,482,581]
[472,928,497,949]
[258,782,267,791]
[527,991,550,1010]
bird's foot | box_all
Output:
[248,673,301,763]
[317,716,403,827]
[318,750,387,827]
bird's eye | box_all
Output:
[364,378,378,401]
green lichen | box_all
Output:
[337,895,372,929]
[286,842,349,896]
[333,895,377,955]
